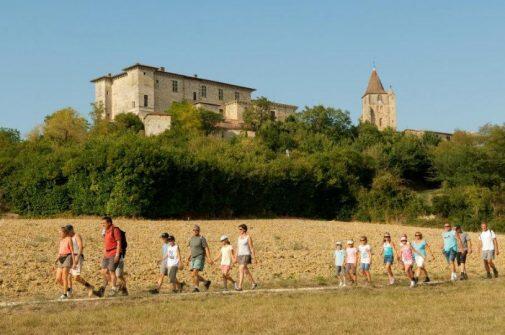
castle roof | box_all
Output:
[362,68,386,97]
[91,63,256,91]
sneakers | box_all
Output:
[149,288,160,295]
[233,282,239,291]
[413,277,419,284]
[204,280,211,290]
[493,268,499,278]
[66,288,73,298]
[487,272,493,279]
[423,277,431,283]
[109,287,119,297]
[388,277,395,285]
[94,287,105,298]
[409,281,416,288]
[59,293,68,300]
[179,282,186,293]
[192,287,200,293]
[120,286,129,296]
[251,283,258,290]
[460,273,465,281]
[450,272,458,281]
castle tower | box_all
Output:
[360,68,396,130]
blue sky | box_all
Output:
[0,1,503,135]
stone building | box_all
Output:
[91,63,297,136]
[360,68,397,130]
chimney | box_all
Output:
[159,67,165,72]
[107,73,112,77]
[194,74,198,78]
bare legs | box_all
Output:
[238,264,256,289]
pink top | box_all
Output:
[59,238,71,256]
[400,242,413,262]
[346,247,357,264]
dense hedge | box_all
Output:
[1,106,504,231]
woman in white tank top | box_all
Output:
[236,224,257,291]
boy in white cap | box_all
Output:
[334,241,346,287]
[213,235,237,291]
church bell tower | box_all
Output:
[360,68,396,130]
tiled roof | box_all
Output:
[363,69,386,97]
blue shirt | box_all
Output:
[334,249,345,266]
[412,240,427,257]
[383,243,394,257]
[162,243,169,257]
[442,230,458,252]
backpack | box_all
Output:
[115,227,128,257]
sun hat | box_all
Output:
[220,235,229,241]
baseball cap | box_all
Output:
[160,232,169,239]
[347,240,354,245]
[336,241,342,246]
[220,235,229,241]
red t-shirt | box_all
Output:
[104,225,122,257]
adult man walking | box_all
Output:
[455,225,472,280]
[97,217,128,297]
[441,223,463,281]
[65,225,97,297]
[479,222,499,279]
[187,225,213,292]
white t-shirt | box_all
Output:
[358,244,372,264]
[166,244,179,267]
[220,245,233,266]
[479,230,496,251]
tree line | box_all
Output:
[0,99,504,231]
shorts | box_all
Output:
[165,266,178,283]
[402,259,413,267]
[221,265,231,274]
[345,263,356,275]
[443,249,457,263]
[384,255,394,265]
[57,254,73,269]
[190,256,205,271]
[70,255,84,276]
[335,265,344,275]
[457,251,467,265]
[101,256,125,273]
[415,256,425,268]
[237,255,252,265]
[482,250,495,261]
[360,263,371,271]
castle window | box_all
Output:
[234,91,240,101]
[172,80,178,92]
[132,101,135,108]
[193,92,197,101]
[143,72,146,75]
[144,95,148,107]
[201,85,207,98]
[218,88,224,100]
[379,118,382,127]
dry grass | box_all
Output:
[1,279,504,334]
[0,218,502,301]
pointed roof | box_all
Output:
[362,68,386,97]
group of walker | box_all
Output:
[56,217,500,299]
[333,222,499,288]
[55,218,257,299]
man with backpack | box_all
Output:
[479,222,499,279]
[97,216,128,297]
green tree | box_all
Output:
[113,113,145,134]
[198,109,224,135]
[243,97,274,131]
[42,108,89,144]
[299,105,354,142]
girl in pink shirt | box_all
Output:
[398,234,421,288]
[345,240,358,284]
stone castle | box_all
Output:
[91,63,297,136]
[360,68,397,130]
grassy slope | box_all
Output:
[1,279,504,335]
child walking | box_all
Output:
[150,233,184,294]
[213,235,237,291]
[345,240,358,284]
[398,234,421,287]
[334,241,346,287]
[357,236,372,285]
[381,232,397,285]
